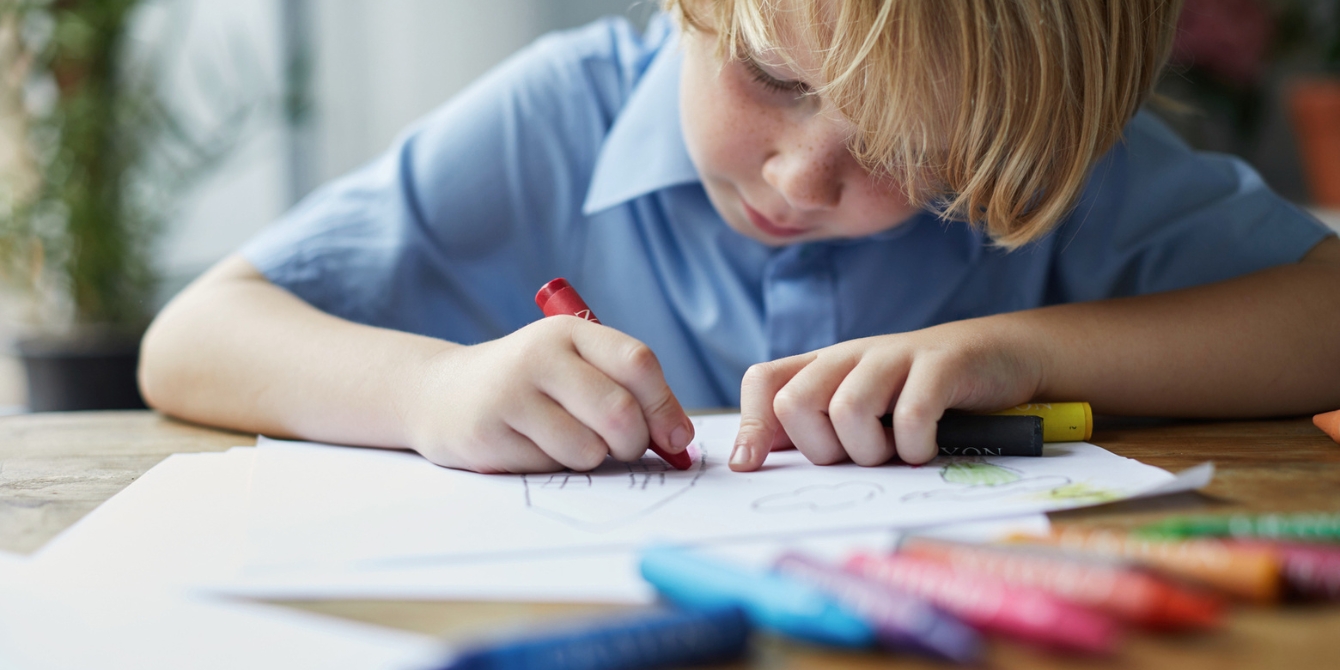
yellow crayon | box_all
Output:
[991,402,1092,442]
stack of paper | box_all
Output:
[19,413,1213,668]
[32,414,1209,603]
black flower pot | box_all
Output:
[16,328,147,412]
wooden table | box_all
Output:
[3,410,1339,669]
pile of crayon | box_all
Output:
[442,511,1340,669]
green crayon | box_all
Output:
[1138,512,1340,543]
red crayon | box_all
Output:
[534,278,692,471]
[846,552,1119,654]
[899,538,1222,630]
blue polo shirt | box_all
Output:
[241,14,1332,410]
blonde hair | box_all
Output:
[666,0,1182,247]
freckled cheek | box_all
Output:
[700,89,780,181]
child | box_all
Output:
[139,0,1340,474]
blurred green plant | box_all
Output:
[0,0,252,332]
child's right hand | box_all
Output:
[401,316,695,473]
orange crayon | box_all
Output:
[899,538,1222,629]
[1315,409,1340,445]
[1009,527,1281,603]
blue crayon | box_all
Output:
[773,552,982,664]
[440,605,748,670]
[639,545,874,648]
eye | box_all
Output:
[743,57,808,97]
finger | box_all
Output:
[489,427,569,473]
[773,352,857,466]
[889,357,954,464]
[569,324,695,457]
[536,351,650,463]
[509,393,612,471]
[427,422,565,474]
[771,427,795,451]
[733,354,814,471]
[829,354,912,466]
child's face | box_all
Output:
[679,26,919,246]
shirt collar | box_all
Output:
[582,33,701,216]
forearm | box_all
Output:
[139,255,458,447]
[1016,238,1340,417]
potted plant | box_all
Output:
[0,1,244,411]
[1284,3,1340,207]
[1153,0,1340,207]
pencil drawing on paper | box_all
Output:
[520,446,709,532]
[899,458,1072,502]
[750,481,885,514]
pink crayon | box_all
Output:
[845,552,1120,654]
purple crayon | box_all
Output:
[773,552,982,663]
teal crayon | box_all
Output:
[1138,512,1340,543]
[639,545,874,649]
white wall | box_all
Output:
[311,0,538,184]
[155,0,642,301]
[147,0,290,297]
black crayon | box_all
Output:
[879,413,1044,457]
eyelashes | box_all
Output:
[742,57,809,97]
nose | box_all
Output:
[760,117,849,212]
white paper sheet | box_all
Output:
[1132,461,1216,498]
[213,515,1053,603]
[3,544,443,670]
[27,413,1203,606]
[30,448,258,588]
[22,431,1052,603]
[0,587,444,670]
[242,414,1178,572]
[0,549,24,569]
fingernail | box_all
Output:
[730,441,751,466]
[670,423,692,451]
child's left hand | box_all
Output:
[729,318,1045,470]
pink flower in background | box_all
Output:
[1172,0,1276,87]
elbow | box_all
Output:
[137,310,180,415]
[136,253,260,418]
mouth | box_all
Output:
[742,201,806,239]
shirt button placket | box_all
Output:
[762,244,839,361]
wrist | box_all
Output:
[966,311,1053,404]
[990,308,1068,403]
[393,338,466,450]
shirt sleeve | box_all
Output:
[239,18,654,344]
[1045,111,1334,304]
